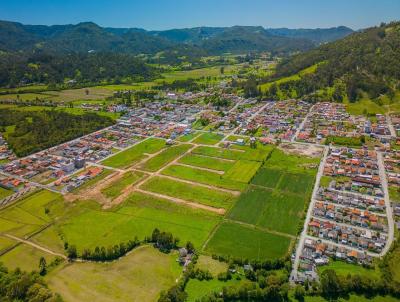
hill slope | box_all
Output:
[264,22,400,103]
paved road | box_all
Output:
[290,146,329,283]
[377,151,395,256]
[292,105,314,143]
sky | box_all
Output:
[0,0,399,30]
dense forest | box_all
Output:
[0,51,159,87]
[265,22,400,102]
[0,110,114,156]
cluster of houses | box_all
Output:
[383,150,400,186]
[316,188,386,214]
[297,236,373,282]
[307,217,387,254]
[296,102,394,146]
[297,146,390,280]
[117,101,203,137]
[52,166,104,193]
[0,134,15,163]
[390,114,400,137]
[323,148,384,196]
[249,100,311,141]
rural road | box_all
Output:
[386,114,397,137]
[4,233,67,259]
[290,145,329,283]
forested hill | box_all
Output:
[265,22,400,102]
[265,26,353,44]
[0,20,352,56]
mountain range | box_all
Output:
[0,20,353,55]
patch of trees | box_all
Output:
[265,22,400,102]
[0,263,62,302]
[80,237,140,261]
[205,94,232,108]
[0,109,114,156]
[148,228,180,253]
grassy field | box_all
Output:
[196,255,228,277]
[47,245,181,302]
[193,132,224,145]
[204,222,291,260]
[101,138,166,168]
[389,185,400,202]
[317,260,381,279]
[0,243,59,272]
[0,190,63,237]
[161,164,246,191]
[101,171,144,199]
[223,160,262,183]
[192,146,243,160]
[140,144,192,172]
[59,192,220,252]
[140,177,236,209]
[0,187,14,199]
[179,154,235,172]
[177,132,201,142]
[186,278,242,302]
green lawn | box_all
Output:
[223,160,262,183]
[252,168,283,189]
[47,245,181,302]
[101,171,144,199]
[161,164,246,191]
[101,138,166,168]
[196,255,228,277]
[140,144,191,172]
[204,222,291,260]
[59,192,220,252]
[140,177,236,209]
[179,154,235,172]
[193,132,224,145]
[389,185,400,202]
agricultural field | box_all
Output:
[177,131,201,142]
[0,187,13,199]
[223,160,262,183]
[204,222,291,260]
[58,192,220,252]
[186,278,242,302]
[101,138,166,168]
[139,143,192,171]
[191,146,243,160]
[101,171,144,199]
[140,176,236,209]
[193,132,224,145]
[47,245,181,302]
[179,153,235,172]
[161,164,246,191]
